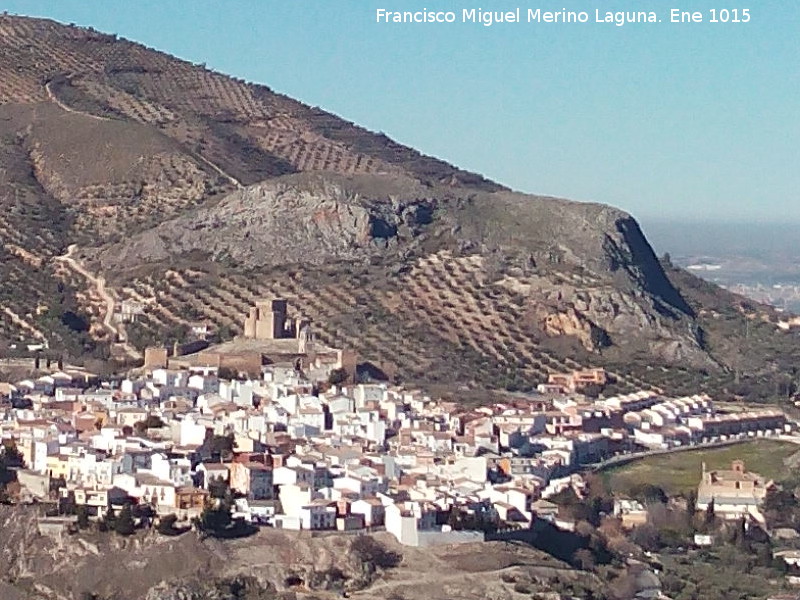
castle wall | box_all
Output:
[196,351,262,377]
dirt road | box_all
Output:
[45,80,243,189]
[45,80,109,121]
[55,245,141,360]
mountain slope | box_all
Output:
[94,172,711,389]
[0,15,501,193]
[0,14,795,397]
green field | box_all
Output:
[601,439,800,497]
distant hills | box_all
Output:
[644,221,800,262]
[0,14,798,398]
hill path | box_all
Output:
[44,80,242,189]
[44,80,109,121]
[55,244,141,361]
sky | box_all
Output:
[2,0,799,225]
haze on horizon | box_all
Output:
[3,0,798,225]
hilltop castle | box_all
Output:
[243,299,312,349]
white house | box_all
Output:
[113,472,176,513]
[385,500,439,546]
[273,464,315,487]
[172,414,207,447]
[299,500,337,530]
[351,498,385,527]
[197,462,230,490]
[278,483,320,518]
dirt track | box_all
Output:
[55,244,141,360]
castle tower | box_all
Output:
[243,299,288,340]
[336,349,358,382]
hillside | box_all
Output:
[0,13,797,396]
[0,507,609,600]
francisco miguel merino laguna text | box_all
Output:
[376,8,660,26]
[376,8,752,26]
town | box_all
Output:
[0,298,792,550]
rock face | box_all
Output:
[0,509,611,600]
[143,576,276,600]
[96,174,439,269]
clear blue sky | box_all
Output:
[3,0,799,225]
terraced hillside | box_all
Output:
[0,12,496,349]
[96,171,703,390]
[0,108,102,356]
[0,14,798,398]
[113,254,657,393]
[0,15,499,191]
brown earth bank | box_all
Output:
[0,507,608,600]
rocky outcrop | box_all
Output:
[144,576,277,600]
[94,174,439,269]
[538,308,603,351]
[0,508,613,600]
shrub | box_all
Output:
[75,505,90,529]
[157,513,187,536]
[350,536,401,569]
[328,368,349,386]
[114,504,136,536]
[196,502,256,539]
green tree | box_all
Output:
[99,505,116,532]
[755,542,773,568]
[198,501,232,536]
[114,504,136,536]
[731,517,747,549]
[630,483,668,505]
[580,383,603,399]
[157,513,184,536]
[214,325,233,343]
[75,504,90,529]
[0,441,25,470]
[686,490,697,515]
[0,441,25,499]
[207,478,231,499]
[209,433,235,459]
[217,366,239,380]
[447,508,462,530]
[328,368,349,386]
[704,498,716,528]
[631,523,661,552]
[686,490,698,531]
[134,415,165,435]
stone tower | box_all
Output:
[243,299,288,340]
